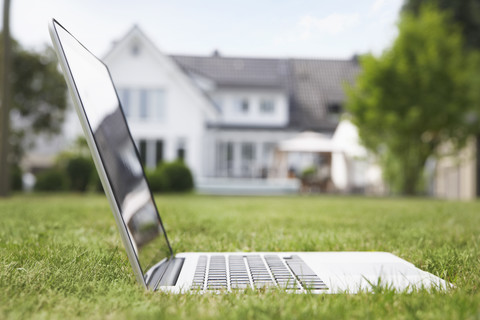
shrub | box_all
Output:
[65,156,94,192]
[146,168,169,193]
[89,170,104,193]
[10,165,23,191]
[34,168,68,192]
[159,161,194,192]
[301,166,316,180]
[145,161,194,193]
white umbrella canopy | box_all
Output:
[332,119,367,157]
[275,120,375,192]
[278,131,340,153]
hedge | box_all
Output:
[35,157,194,194]
[34,168,69,192]
[147,160,194,193]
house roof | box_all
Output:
[171,55,290,89]
[106,26,361,133]
[171,54,361,132]
[289,59,361,131]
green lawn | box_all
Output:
[0,194,479,319]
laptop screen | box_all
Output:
[52,21,172,283]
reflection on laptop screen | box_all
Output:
[53,22,172,280]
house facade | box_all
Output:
[102,26,360,183]
[433,138,478,200]
[103,27,218,178]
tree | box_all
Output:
[403,0,480,50]
[0,0,12,197]
[10,45,68,159]
[0,35,68,194]
[345,6,480,195]
[404,0,480,198]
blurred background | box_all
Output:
[1,0,479,199]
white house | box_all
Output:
[103,27,218,178]
[101,26,361,188]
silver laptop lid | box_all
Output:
[49,19,173,289]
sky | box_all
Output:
[6,0,404,59]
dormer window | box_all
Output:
[131,43,140,56]
[235,98,249,114]
[260,99,275,114]
[327,102,342,122]
[327,102,342,114]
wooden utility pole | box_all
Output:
[0,0,12,197]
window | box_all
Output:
[152,89,166,120]
[261,142,276,178]
[131,43,140,56]
[155,140,164,165]
[235,98,249,114]
[138,139,147,166]
[260,99,275,114]
[117,89,130,117]
[139,90,148,119]
[327,103,342,114]
[215,141,234,177]
[241,143,255,160]
[262,142,276,165]
[226,142,234,176]
[118,88,166,121]
[240,142,256,177]
[137,139,163,168]
[176,138,186,161]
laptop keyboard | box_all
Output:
[191,254,328,291]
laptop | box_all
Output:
[48,19,448,294]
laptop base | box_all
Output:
[158,251,448,294]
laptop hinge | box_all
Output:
[147,257,184,290]
[157,257,184,287]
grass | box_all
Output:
[0,193,479,319]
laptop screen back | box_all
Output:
[51,21,172,283]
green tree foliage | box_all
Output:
[1,34,67,162]
[9,44,68,161]
[0,33,67,194]
[346,6,480,195]
[403,0,480,50]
